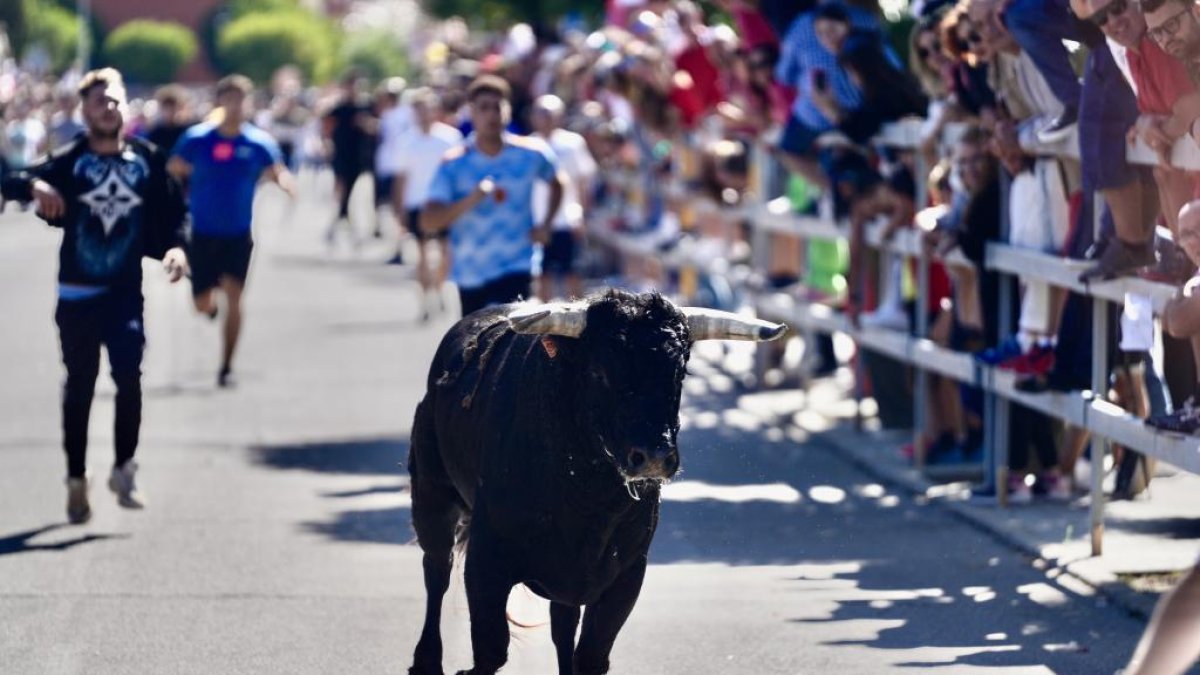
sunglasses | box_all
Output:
[966,31,985,44]
[1088,0,1128,27]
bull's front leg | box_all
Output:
[550,602,582,675]
[457,526,514,675]
[573,556,647,675]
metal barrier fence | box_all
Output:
[591,117,1200,558]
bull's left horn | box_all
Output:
[507,302,588,337]
[682,307,787,342]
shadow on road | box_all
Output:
[649,376,1146,671]
[303,505,413,545]
[252,437,412,546]
[0,524,128,556]
[251,437,408,475]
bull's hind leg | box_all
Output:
[573,558,648,675]
[409,478,461,675]
[457,507,514,675]
[550,602,581,675]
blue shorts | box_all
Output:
[778,114,823,157]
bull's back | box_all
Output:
[411,306,538,508]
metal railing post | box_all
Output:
[1089,192,1108,557]
[992,172,1014,506]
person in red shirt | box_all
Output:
[1077,0,1200,246]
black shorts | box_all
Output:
[405,208,448,241]
[375,173,394,207]
[189,234,253,296]
[542,230,578,276]
[458,272,532,317]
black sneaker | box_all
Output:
[1079,237,1155,282]
[1146,397,1200,434]
[217,367,235,389]
[1037,107,1078,145]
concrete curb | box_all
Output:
[807,425,1160,620]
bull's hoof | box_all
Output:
[408,667,443,675]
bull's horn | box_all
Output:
[682,307,787,342]
[507,302,588,337]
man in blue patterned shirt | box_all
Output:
[774,1,882,187]
[422,75,565,317]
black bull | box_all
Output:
[407,291,785,675]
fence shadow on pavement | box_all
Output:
[251,436,412,546]
[653,375,1145,671]
[251,437,409,476]
[0,524,129,557]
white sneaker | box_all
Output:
[108,462,145,509]
[1043,474,1073,502]
[1007,476,1033,505]
[66,477,91,524]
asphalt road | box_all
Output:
[0,181,1159,674]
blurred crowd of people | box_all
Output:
[4,0,1200,505]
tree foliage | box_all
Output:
[23,0,78,73]
[340,30,409,83]
[215,10,337,84]
[421,0,604,28]
[102,20,198,84]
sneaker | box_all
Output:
[1007,475,1033,504]
[108,462,145,509]
[217,367,235,389]
[66,477,91,524]
[1079,237,1155,282]
[1036,107,1078,145]
[1040,473,1073,502]
[1146,397,1200,434]
[1004,346,1054,376]
[1142,236,1197,284]
[976,337,1022,365]
[386,253,404,266]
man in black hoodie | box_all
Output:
[1,68,188,524]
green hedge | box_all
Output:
[23,0,77,73]
[215,10,336,84]
[102,20,198,84]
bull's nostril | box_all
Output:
[665,453,679,475]
[628,449,647,469]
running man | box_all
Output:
[169,75,295,388]
[393,88,463,319]
[422,75,565,316]
[530,94,597,301]
[323,70,376,247]
[0,68,189,522]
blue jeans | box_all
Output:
[1003,0,1083,109]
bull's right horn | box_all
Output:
[507,302,588,337]
[682,307,787,342]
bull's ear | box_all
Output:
[541,336,560,359]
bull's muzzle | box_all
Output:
[625,444,679,480]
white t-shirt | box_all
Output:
[376,104,415,176]
[395,122,463,209]
[6,117,46,169]
[533,128,597,231]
